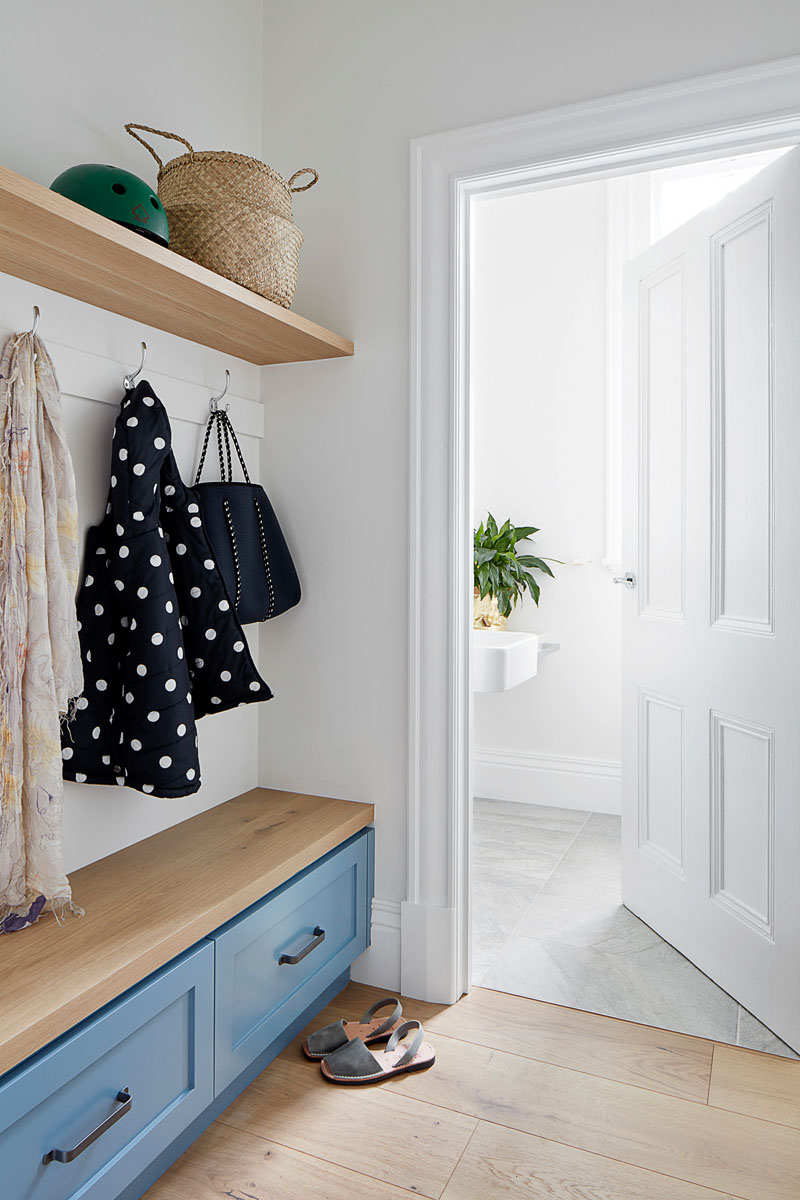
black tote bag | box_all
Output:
[193,406,301,624]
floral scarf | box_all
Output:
[0,331,83,932]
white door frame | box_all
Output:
[404,55,800,1004]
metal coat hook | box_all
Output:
[123,342,147,391]
[27,305,41,362]
[209,369,230,413]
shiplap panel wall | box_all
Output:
[0,274,266,874]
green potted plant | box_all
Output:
[474,514,555,629]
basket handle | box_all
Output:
[124,123,195,171]
[288,168,319,193]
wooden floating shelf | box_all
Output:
[0,164,353,366]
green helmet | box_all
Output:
[50,164,169,247]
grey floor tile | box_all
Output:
[539,830,622,905]
[482,933,740,1043]
[737,1007,800,1060]
[583,811,622,838]
[553,827,623,873]
[471,802,791,1052]
[518,891,661,955]
[472,823,578,891]
[473,797,589,835]
[471,877,542,964]
[469,956,494,987]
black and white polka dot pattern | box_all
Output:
[61,380,272,799]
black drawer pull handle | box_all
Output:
[279,926,326,965]
[43,1088,132,1165]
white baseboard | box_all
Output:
[352,897,462,1002]
[473,748,621,815]
[400,899,460,1003]
[350,897,401,992]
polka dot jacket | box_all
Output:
[61,381,272,798]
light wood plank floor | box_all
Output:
[146,981,800,1200]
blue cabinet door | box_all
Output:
[211,829,372,1094]
[0,942,214,1200]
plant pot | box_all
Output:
[473,588,507,630]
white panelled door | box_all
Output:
[621,148,800,1051]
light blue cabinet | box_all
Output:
[0,827,373,1200]
[0,942,214,1200]
[212,828,372,1093]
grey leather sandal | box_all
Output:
[302,997,403,1060]
[320,1019,435,1084]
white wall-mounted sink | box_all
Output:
[473,629,540,692]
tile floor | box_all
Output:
[472,797,798,1059]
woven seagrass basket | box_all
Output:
[125,123,318,308]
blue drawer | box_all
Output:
[211,829,372,1093]
[0,942,213,1200]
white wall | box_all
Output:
[471,181,623,812]
[257,0,800,987]
[0,0,265,872]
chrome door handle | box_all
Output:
[279,926,325,965]
[43,1088,132,1165]
[613,573,636,589]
